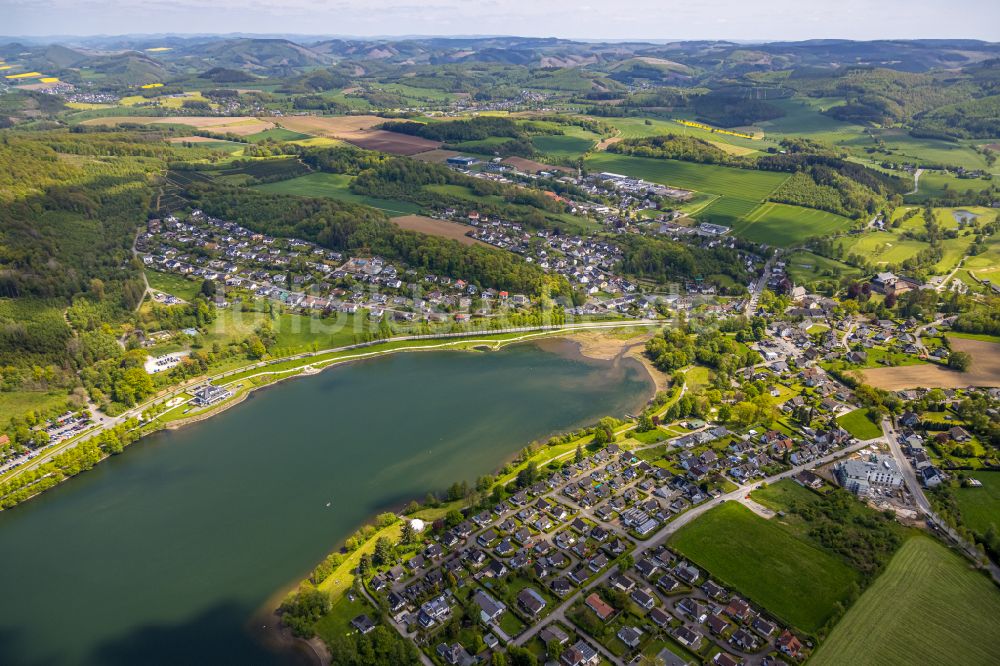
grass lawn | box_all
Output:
[313,592,377,645]
[955,471,1000,535]
[684,366,712,392]
[786,250,861,284]
[840,231,926,266]
[750,479,822,515]
[811,537,1000,666]
[0,389,73,426]
[145,270,202,301]
[731,203,854,247]
[836,408,883,440]
[669,502,858,633]
[254,173,422,217]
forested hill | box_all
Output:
[184,183,553,296]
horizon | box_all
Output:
[5,0,999,42]
[4,33,1000,45]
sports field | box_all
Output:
[731,203,853,247]
[253,173,421,216]
[669,502,858,633]
[811,537,1000,666]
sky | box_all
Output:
[3,0,999,41]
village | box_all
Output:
[322,267,1000,666]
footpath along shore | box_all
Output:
[0,321,663,508]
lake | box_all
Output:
[0,341,651,666]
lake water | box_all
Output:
[0,342,651,666]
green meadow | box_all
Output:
[586,153,788,201]
[732,202,854,247]
[254,173,422,216]
[669,501,858,634]
[811,537,1000,666]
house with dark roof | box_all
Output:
[517,587,547,616]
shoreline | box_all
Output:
[251,586,329,666]
[161,327,652,432]
[563,329,669,393]
[241,330,663,660]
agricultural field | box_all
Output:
[265,114,440,155]
[731,203,854,247]
[345,130,441,155]
[867,129,995,172]
[954,471,1000,535]
[265,114,385,136]
[669,501,858,633]
[755,98,864,141]
[246,127,311,143]
[118,91,213,109]
[409,148,461,163]
[835,408,883,440]
[585,153,788,227]
[810,537,1000,666]
[603,116,760,154]
[391,215,485,246]
[531,132,598,158]
[501,156,573,174]
[586,153,787,201]
[862,336,1000,390]
[694,196,761,228]
[80,115,278,135]
[253,172,422,216]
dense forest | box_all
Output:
[0,132,162,372]
[617,235,751,293]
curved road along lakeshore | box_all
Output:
[0,320,662,493]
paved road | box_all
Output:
[881,419,1000,584]
[0,321,662,492]
[744,252,780,317]
[511,440,870,651]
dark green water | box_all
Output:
[0,342,651,666]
